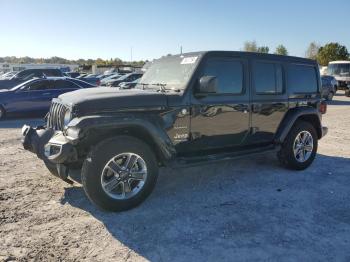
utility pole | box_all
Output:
[180,46,183,55]
[130,47,133,62]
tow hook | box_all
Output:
[57,164,74,184]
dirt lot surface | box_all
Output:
[0,93,349,262]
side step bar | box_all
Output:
[171,144,280,168]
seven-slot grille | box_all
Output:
[47,101,67,131]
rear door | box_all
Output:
[50,79,80,98]
[189,55,250,152]
[247,60,288,145]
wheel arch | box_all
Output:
[274,107,322,143]
[75,117,176,166]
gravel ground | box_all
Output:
[0,92,349,262]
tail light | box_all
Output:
[96,80,101,86]
[319,101,327,114]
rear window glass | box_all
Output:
[287,65,318,93]
[253,62,283,94]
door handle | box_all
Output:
[42,92,51,96]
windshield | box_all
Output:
[328,63,350,76]
[136,55,201,91]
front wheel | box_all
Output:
[81,136,159,212]
[277,121,318,170]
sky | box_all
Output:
[0,0,349,61]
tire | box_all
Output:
[277,121,318,170]
[0,106,5,120]
[327,92,334,101]
[81,136,159,212]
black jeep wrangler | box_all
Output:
[22,51,328,211]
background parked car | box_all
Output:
[0,69,64,89]
[345,84,350,97]
[105,72,143,87]
[0,77,95,119]
[321,75,337,100]
[118,79,140,89]
[78,75,101,86]
[65,72,81,78]
[100,73,124,85]
[0,71,17,80]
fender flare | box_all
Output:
[274,107,322,143]
[68,115,177,163]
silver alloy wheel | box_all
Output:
[101,153,147,200]
[293,131,314,163]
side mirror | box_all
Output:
[196,76,218,96]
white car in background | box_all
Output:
[327,61,350,90]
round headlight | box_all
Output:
[63,109,72,127]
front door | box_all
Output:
[189,56,250,153]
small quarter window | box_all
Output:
[287,65,318,93]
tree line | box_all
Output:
[0,56,146,67]
[243,40,349,65]
[1,42,348,67]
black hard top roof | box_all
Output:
[168,51,316,65]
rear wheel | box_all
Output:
[278,121,318,170]
[81,136,159,212]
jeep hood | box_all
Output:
[58,87,168,114]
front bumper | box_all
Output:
[22,125,77,163]
[21,125,55,159]
[22,125,78,182]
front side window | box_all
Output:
[203,58,243,94]
[253,62,283,94]
[287,65,318,93]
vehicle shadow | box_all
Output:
[327,98,350,106]
[60,153,350,261]
[0,118,44,129]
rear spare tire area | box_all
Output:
[277,120,318,170]
[81,136,159,212]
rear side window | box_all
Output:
[28,80,50,90]
[287,65,318,93]
[53,80,79,89]
[253,62,283,94]
[203,58,243,94]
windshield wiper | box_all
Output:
[138,83,167,92]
